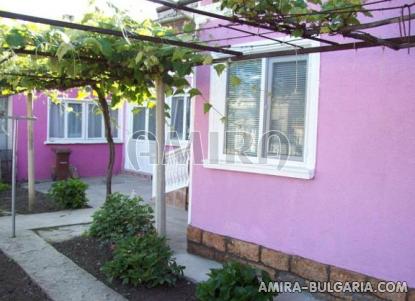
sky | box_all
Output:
[0,0,159,21]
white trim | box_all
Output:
[203,161,314,179]
[46,98,123,144]
[205,41,320,180]
[166,93,191,144]
[45,140,123,145]
[188,70,196,225]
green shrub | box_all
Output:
[0,182,10,192]
[196,261,277,301]
[102,234,184,287]
[88,193,154,242]
[48,178,88,209]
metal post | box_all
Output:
[155,77,166,236]
[11,118,17,238]
[27,92,35,211]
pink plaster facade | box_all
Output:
[11,92,123,181]
[190,1,415,287]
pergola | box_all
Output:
[0,0,413,236]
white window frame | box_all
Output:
[130,105,157,141]
[204,39,320,179]
[46,98,123,144]
[167,93,191,144]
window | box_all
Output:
[132,107,156,141]
[48,99,121,143]
[0,97,9,150]
[206,53,319,179]
[169,95,191,141]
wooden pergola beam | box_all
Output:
[146,0,339,46]
[213,35,415,62]
[0,10,242,56]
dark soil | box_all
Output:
[0,250,51,301]
[52,236,197,301]
[0,187,88,216]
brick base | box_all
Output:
[187,225,410,301]
[165,187,188,209]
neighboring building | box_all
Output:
[185,0,415,298]
[1,89,191,182]
[0,96,12,182]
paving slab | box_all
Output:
[0,230,125,301]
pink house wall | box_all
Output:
[12,92,123,181]
[190,2,415,287]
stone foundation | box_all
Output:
[166,187,188,209]
[187,225,413,301]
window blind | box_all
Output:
[268,60,307,160]
[225,59,262,156]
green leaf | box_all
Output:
[5,29,26,48]
[203,55,213,65]
[188,88,201,98]
[203,102,212,114]
[183,22,195,33]
[213,64,226,76]
[56,42,74,61]
[230,75,241,87]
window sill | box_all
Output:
[45,139,123,145]
[203,160,315,180]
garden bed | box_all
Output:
[0,249,51,301]
[52,236,196,301]
[0,187,89,216]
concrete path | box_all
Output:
[0,230,126,301]
[0,174,220,301]
[1,174,319,301]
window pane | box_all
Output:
[225,59,262,156]
[170,96,184,140]
[110,109,119,138]
[148,108,156,141]
[49,102,65,138]
[132,108,146,140]
[67,103,82,138]
[0,97,8,149]
[88,104,102,138]
[268,60,307,160]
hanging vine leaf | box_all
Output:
[214,63,226,76]
[203,102,212,113]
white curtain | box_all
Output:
[170,96,185,140]
[49,102,65,138]
[67,103,82,138]
[88,104,102,138]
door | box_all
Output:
[125,104,156,174]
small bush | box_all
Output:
[102,234,184,287]
[0,182,10,192]
[48,178,88,209]
[196,261,277,301]
[89,193,154,242]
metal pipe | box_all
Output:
[11,119,17,238]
